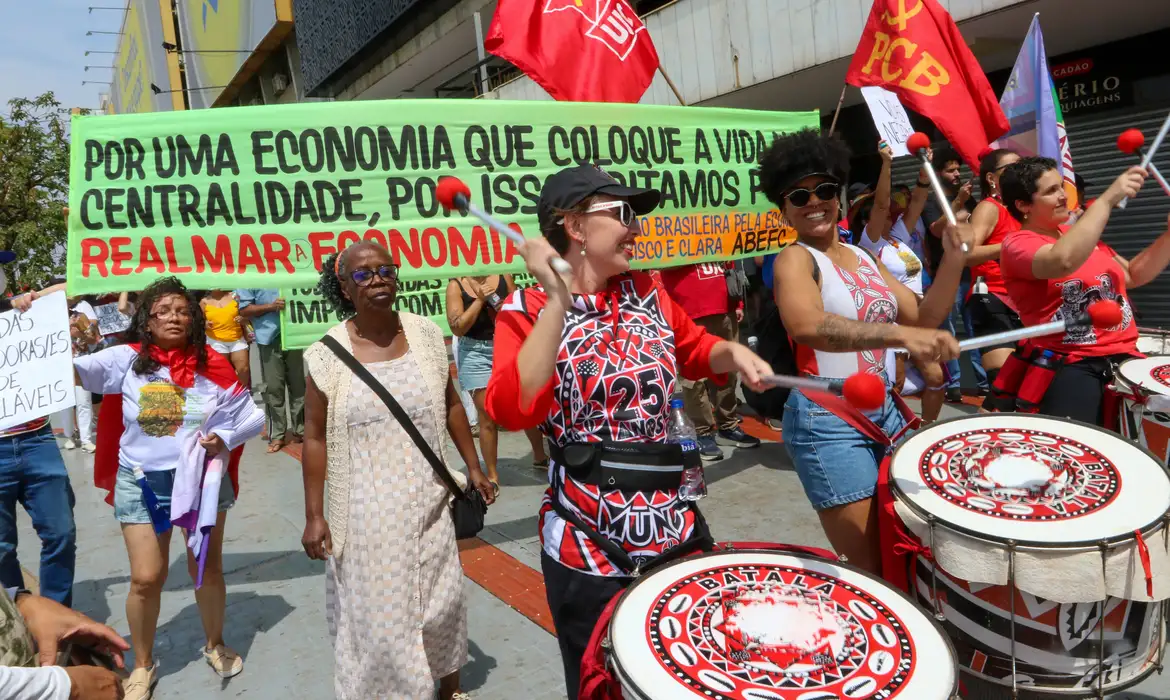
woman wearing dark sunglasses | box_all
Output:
[300,242,494,700]
[484,164,772,698]
[762,129,971,575]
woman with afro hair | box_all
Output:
[761,128,972,573]
[300,241,494,700]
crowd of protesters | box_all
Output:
[0,129,1165,700]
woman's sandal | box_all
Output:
[533,457,550,470]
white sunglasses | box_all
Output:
[557,200,639,228]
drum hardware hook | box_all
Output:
[927,515,945,621]
[1008,539,1019,699]
[1097,539,1109,699]
[1162,513,1170,554]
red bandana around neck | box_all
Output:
[93,343,246,506]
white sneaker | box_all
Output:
[62,439,77,450]
[81,442,96,453]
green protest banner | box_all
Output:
[279,273,538,350]
[67,99,814,294]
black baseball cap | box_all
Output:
[537,165,661,232]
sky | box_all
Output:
[0,0,121,113]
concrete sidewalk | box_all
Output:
[10,396,1168,698]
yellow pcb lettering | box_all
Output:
[860,30,950,97]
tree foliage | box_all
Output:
[0,92,72,291]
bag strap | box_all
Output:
[321,335,466,501]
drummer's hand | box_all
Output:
[899,327,960,365]
[940,222,973,261]
[714,342,772,392]
[520,237,572,308]
[1101,166,1147,207]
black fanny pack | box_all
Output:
[550,440,685,491]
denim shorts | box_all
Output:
[781,386,907,511]
[456,337,493,392]
[113,466,235,525]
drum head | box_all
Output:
[1118,356,1170,397]
[609,550,957,700]
[891,414,1170,546]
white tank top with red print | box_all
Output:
[794,242,899,379]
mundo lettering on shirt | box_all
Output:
[67,100,812,295]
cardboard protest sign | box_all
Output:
[95,302,132,335]
[861,86,914,157]
[67,100,812,294]
[0,292,75,431]
[279,273,538,350]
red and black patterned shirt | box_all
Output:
[485,272,723,577]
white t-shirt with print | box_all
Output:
[860,226,925,296]
[887,216,927,263]
[74,345,263,472]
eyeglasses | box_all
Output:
[785,182,841,208]
[558,200,638,228]
[150,309,191,321]
[350,265,398,287]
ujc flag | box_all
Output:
[487,0,660,104]
[995,14,1078,207]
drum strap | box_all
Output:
[549,465,714,576]
[803,388,919,448]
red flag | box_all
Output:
[845,0,1009,168]
[486,0,660,104]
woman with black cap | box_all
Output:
[761,129,970,575]
[484,164,771,698]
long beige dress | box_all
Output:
[325,350,467,699]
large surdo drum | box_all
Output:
[889,414,1170,696]
[1115,355,1170,465]
[606,547,958,699]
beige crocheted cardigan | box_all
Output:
[304,312,466,558]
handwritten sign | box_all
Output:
[0,292,75,431]
[861,86,913,157]
[95,302,132,335]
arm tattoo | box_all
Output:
[815,314,900,352]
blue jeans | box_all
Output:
[956,273,989,391]
[0,426,76,606]
[781,387,907,511]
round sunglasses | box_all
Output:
[785,182,841,208]
[350,265,398,287]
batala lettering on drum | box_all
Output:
[1115,355,1170,465]
[890,414,1170,696]
[606,548,958,699]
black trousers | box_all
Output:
[1040,355,1126,426]
[541,551,632,700]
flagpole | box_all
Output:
[657,65,687,106]
[827,84,848,135]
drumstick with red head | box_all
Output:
[1117,128,1170,201]
[436,177,573,276]
[906,132,968,253]
[958,300,1124,353]
[762,372,887,412]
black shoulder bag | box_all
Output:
[321,335,487,540]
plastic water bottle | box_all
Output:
[667,396,706,501]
